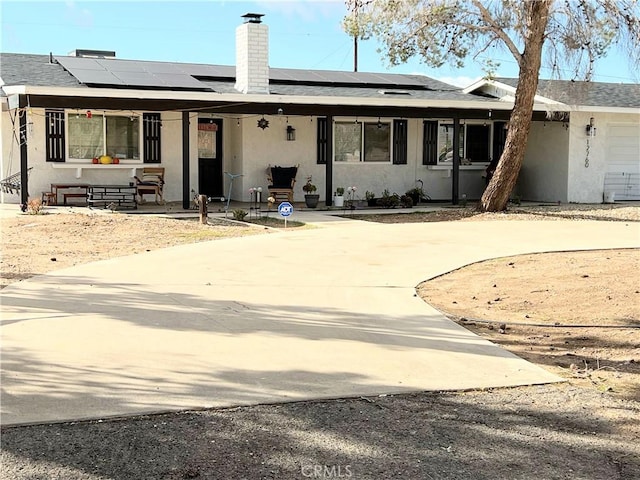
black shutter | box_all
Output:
[143,113,161,163]
[492,121,507,161]
[392,119,407,165]
[45,110,65,162]
[422,120,438,165]
[317,117,328,164]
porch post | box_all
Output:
[325,114,333,206]
[182,112,190,210]
[19,95,28,206]
[452,117,460,205]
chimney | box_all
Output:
[235,13,269,94]
[69,49,116,58]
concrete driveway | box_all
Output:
[1,214,638,426]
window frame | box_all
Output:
[66,112,143,162]
[333,117,394,164]
[432,119,496,166]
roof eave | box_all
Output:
[6,84,561,112]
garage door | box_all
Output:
[604,124,640,201]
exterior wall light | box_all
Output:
[286,125,296,141]
[586,117,596,137]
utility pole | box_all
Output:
[353,0,360,72]
[354,34,358,72]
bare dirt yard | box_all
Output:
[1,203,639,480]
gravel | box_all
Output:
[2,384,639,480]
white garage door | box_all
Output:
[604,124,640,200]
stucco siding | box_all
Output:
[567,111,639,203]
[519,121,569,202]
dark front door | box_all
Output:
[198,118,223,198]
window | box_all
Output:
[334,120,391,163]
[364,122,390,162]
[67,114,140,160]
[107,116,140,159]
[465,124,490,163]
[68,114,104,160]
[434,121,492,165]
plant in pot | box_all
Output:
[334,186,345,207]
[302,176,319,208]
[365,190,377,207]
[405,180,430,205]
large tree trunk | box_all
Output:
[479,0,552,212]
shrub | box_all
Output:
[232,209,248,221]
[26,198,44,215]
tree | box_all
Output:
[344,0,640,211]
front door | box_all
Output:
[198,118,223,198]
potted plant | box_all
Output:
[405,180,430,205]
[365,190,377,207]
[334,187,345,207]
[302,176,319,208]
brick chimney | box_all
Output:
[235,13,269,94]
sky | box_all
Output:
[1,0,637,87]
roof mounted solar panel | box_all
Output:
[55,55,212,90]
[55,56,105,70]
[99,59,146,72]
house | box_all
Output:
[2,13,638,208]
[464,78,640,203]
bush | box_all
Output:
[232,209,248,221]
[26,198,44,215]
[378,189,400,208]
[400,195,414,208]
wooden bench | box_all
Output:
[51,183,90,206]
[63,193,88,205]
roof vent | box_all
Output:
[241,13,264,24]
[69,49,116,58]
[378,89,412,95]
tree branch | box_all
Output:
[471,0,523,67]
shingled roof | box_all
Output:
[1,52,470,103]
[495,77,640,109]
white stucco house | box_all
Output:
[1,13,638,209]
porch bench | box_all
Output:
[88,185,137,210]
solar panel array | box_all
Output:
[55,56,215,90]
[54,56,449,91]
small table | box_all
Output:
[88,184,137,210]
[50,183,90,206]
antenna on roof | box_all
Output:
[241,13,264,24]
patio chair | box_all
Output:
[134,167,165,204]
[267,164,298,202]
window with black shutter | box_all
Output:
[422,120,438,165]
[45,110,65,162]
[392,119,408,164]
[317,117,328,164]
[143,113,161,163]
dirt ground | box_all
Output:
[1,203,639,479]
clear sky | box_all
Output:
[1,0,637,87]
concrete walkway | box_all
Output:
[1,212,638,426]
